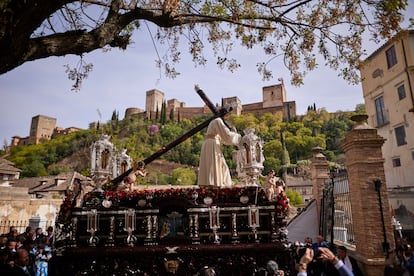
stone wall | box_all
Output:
[0,186,61,233]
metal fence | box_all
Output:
[320,170,355,247]
[0,220,54,235]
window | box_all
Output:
[375,96,387,126]
[386,46,397,68]
[392,158,401,167]
[397,84,406,100]
[395,125,407,146]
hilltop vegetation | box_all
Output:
[1,106,364,180]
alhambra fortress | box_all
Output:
[10,83,296,147]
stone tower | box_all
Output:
[29,115,57,144]
[146,89,165,119]
[262,84,286,108]
[222,97,242,116]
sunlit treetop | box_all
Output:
[0,0,409,89]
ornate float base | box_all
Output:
[53,186,292,275]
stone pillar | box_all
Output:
[342,114,395,276]
[311,146,329,227]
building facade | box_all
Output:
[359,30,414,220]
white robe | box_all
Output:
[198,118,241,187]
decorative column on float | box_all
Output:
[311,146,329,226]
[341,114,395,276]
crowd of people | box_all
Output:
[0,225,54,276]
[262,235,414,276]
[257,235,363,276]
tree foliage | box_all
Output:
[285,189,304,207]
[171,167,197,186]
[0,0,408,89]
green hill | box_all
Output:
[1,107,363,180]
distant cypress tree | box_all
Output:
[111,110,117,121]
[161,100,167,124]
[169,108,174,121]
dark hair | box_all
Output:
[6,238,17,245]
[337,245,347,252]
[23,239,35,247]
[0,248,9,257]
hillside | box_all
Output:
[2,108,362,179]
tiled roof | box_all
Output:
[0,158,21,174]
[10,171,90,194]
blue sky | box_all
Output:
[0,5,413,146]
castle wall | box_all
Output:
[242,103,284,118]
[125,107,145,118]
[177,106,211,120]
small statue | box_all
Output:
[275,178,286,195]
[118,161,147,192]
[261,169,277,201]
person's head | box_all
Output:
[22,239,35,251]
[266,260,279,275]
[0,235,7,246]
[316,235,324,244]
[6,238,17,251]
[199,266,216,276]
[16,235,25,248]
[303,237,312,246]
[38,236,49,248]
[337,245,348,259]
[35,227,43,235]
[13,248,29,267]
[24,226,32,234]
[8,226,18,238]
[47,226,53,234]
[26,229,35,240]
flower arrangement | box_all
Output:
[274,192,290,217]
[67,186,289,218]
[101,186,267,205]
